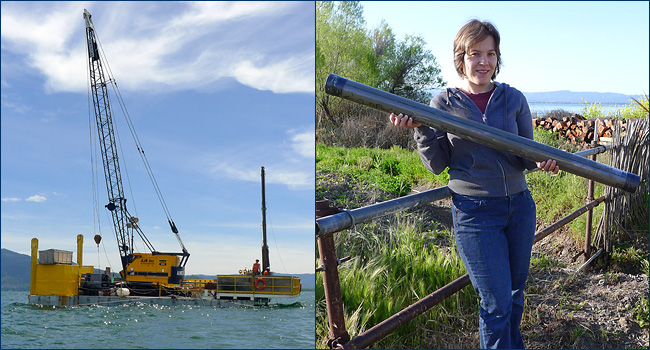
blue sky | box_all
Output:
[1,1,315,275]
[361,1,649,96]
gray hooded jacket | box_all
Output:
[414,82,537,197]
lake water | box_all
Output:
[1,290,315,349]
[528,102,624,117]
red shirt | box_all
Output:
[464,85,496,114]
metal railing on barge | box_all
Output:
[184,275,301,297]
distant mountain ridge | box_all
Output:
[1,249,31,291]
[429,88,641,105]
[522,91,642,104]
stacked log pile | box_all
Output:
[532,114,628,145]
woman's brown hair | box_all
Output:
[453,19,502,80]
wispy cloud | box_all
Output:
[0,1,314,95]
[214,162,312,190]
[25,195,47,203]
[289,129,315,159]
[232,56,314,94]
[2,194,48,203]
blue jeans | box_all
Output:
[452,189,536,349]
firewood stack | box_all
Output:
[532,114,628,145]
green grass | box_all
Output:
[530,254,567,272]
[317,144,448,198]
[632,295,649,328]
[317,213,477,348]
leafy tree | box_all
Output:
[316,1,377,123]
[373,21,445,104]
[316,2,445,123]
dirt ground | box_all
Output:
[317,172,649,349]
[522,230,649,349]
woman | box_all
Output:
[390,19,559,349]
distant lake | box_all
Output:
[529,102,624,117]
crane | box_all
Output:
[83,9,189,286]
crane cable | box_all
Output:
[92,26,185,250]
[264,200,289,274]
[87,40,114,272]
[86,29,142,256]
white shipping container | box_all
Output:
[39,249,73,265]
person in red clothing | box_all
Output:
[252,259,260,276]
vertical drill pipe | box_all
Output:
[342,195,607,349]
[325,74,639,193]
[261,167,270,272]
[318,232,350,348]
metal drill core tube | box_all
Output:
[325,74,640,193]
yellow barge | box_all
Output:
[28,234,301,308]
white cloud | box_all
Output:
[0,2,314,95]
[210,161,312,191]
[25,195,47,203]
[231,56,315,94]
[289,130,315,159]
[1,197,22,202]
[172,2,293,26]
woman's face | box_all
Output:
[462,35,497,93]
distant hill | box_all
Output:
[1,249,31,291]
[522,91,642,104]
[428,88,641,104]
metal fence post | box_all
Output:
[317,200,350,348]
[317,233,350,348]
[584,119,599,262]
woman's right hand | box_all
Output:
[389,113,421,129]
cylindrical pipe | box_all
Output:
[584,153,597,261]
[317,186,452,236]
[318,232,350,348]
[30,238,38,296]
[77,234,84,288]
[534,195,606,244]
[584,120,600,261]
[77,234,84,268]
[325,74,640,193]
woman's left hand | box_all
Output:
[536,159,560,174]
